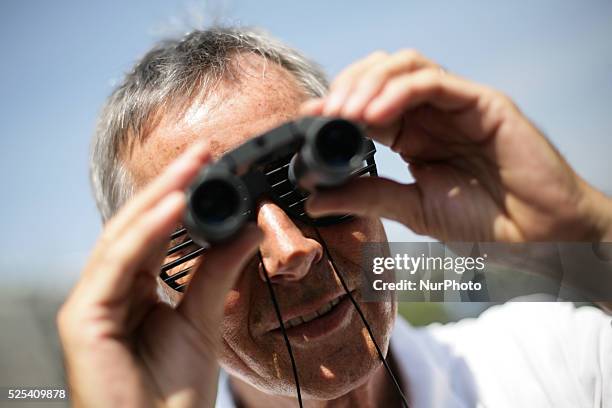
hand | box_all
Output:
[57,143,262,408]
[303,50,612,242]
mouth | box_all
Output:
[268,291,356,342]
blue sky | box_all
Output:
[1,0,611,285]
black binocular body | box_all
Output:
[184,117,376,246]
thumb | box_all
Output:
[306,176,427,234]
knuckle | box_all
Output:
[421,69,442,90]
[364,65,392,84]
[98,227,117,248]
[99,250,123,274]
[56,304,80,340]
[330,74,352,91]
[498,91,516,109]
[487,89,517,115]
[396,48,422,63]
[331,51,390,92]
[368,50,388,60]
[56,306,70,332]
[102,217,120,235]
[58,306,115,346]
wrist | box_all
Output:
[581,181,612,242]
[600,196,612,242]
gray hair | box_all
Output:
[90,26,328,221]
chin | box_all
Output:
[227,346,386,401]
[298,354,385,400]
[298,302,397,399]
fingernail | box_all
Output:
[188,140,211,160]
[170,142,210,175]
[300,98,324,115]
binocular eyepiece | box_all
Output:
[184,117,368,246]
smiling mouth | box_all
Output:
[282,294,345,329]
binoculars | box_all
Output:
[184,117,374,246]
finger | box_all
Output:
[84,191,186,302]
[341,49,437,120]
[299,98,326,116]
[367,106,469,161]
[306,177,427,234]
[363,69,483,133]
[87,141,209,282]
[178,225,263,333]
[324,51,388,116]
[104,141,210,239]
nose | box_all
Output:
[257,201,323,284]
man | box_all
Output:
[58,27,612,407]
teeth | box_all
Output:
[302,311,319,323]
[282,296,344,329]
[316,303,332,316]
[285,316,304,328]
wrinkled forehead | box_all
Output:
[125,54,309,189]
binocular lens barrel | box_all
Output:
[289,118,365,190]
[186,173,250,245]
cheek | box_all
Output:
[321,217,395,331]
[362,297,396,355]
[221,273,252,337]
[224,289,242,315]
[221,282,266,337]
[219,290,244,353]
[319,217,387,262]
[217,280,254,372]
[327,217,385,243]
[218,265,269,372]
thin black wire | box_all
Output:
[258,252,304,408]
[314,227,410,408]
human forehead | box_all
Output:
[125,54,309,188]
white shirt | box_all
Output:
[216,302,612,407]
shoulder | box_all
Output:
[393,303,612,407]
[430,302,611,352]
[427,302,612,383]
